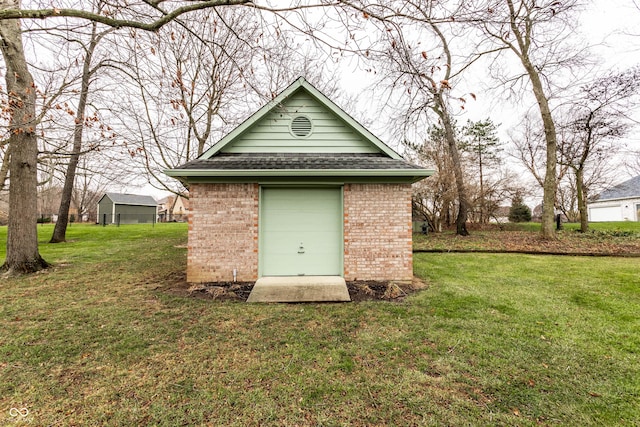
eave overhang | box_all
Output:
[164,168,433,184]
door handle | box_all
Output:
[298,241,305,254]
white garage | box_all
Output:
[587,176,640,222]
[588,204,624,222]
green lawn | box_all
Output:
[568,221,640,232]
[1,224,639,425]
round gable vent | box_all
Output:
[290,115,312,137]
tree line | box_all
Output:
[1,0,639,274]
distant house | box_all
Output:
[158,194,190,222]
[588,176,640,222]
[165,77,432,299]
[157,198,170,221]
[489,206,511,224]
[51,207,80,224]
[97,193,157,225]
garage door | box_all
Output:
[261,187,342,276]
[589,205,622,222]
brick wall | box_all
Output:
[343,183,413,282]
[187,182,413,283]
[187,183,259,282]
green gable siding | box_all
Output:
[221,91,380,154]
[97,198,113,223]
[115,204,156,224]
[97,195,156,224]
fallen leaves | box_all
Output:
[414,229,640,256]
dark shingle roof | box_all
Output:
[597,176,640,201]
[105,193,157,206]
[176,153,425,171]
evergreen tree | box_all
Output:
[509,193,532,223]
[461,119,502,223]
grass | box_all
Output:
[565,221,640,232]
[0,222,186,268]
[1,223,639,425]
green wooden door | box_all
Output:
[261,187,342,276]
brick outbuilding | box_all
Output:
[166,77,432,290]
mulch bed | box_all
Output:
[160,274,428,303]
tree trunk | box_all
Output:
[436,94,469,236]
[478,147,484,224]
[50,23,99,243]
[511,48,558,237]
[575,167,588,233]
[505,0,558,239]
[0,4,49,273]
[529,68,558,239]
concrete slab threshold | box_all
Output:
[247,276,351,303]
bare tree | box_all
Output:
[406,125,458,232]
[49,16,116,242]
[476,0,584,239]
[110,8,262,194]
[0,0,49,273]
[340,1,476,235]
[509,113,571,210]
[558,67,640,232]
[1,0,90,269]
[409,121,515,230]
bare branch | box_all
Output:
[0,1,251,30]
